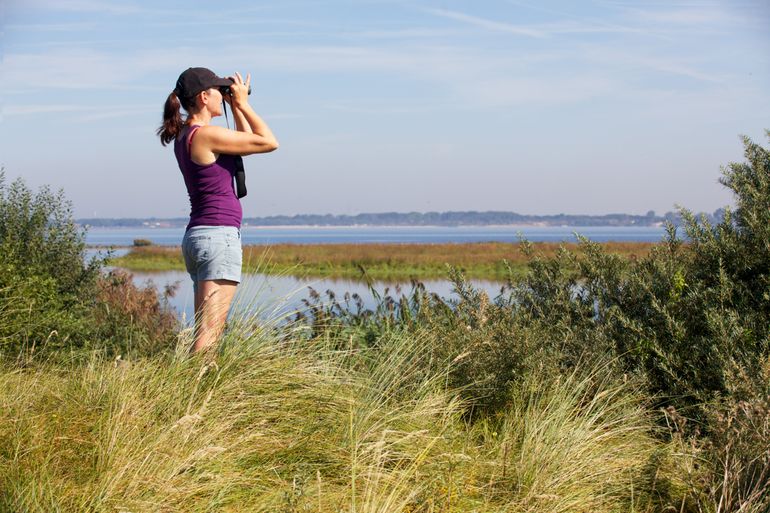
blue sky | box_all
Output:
[2,0,768,218]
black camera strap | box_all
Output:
[222,101,248,199]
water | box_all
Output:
[86,225,670,247]
[125,269,505,323]
[89,225,666,322]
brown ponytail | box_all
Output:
[157,91,184,146]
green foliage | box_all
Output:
[302,133,770,422]
[0,172,100,354]
[593,133,770,412]
[0,174,98,296]
[0,171,177,358]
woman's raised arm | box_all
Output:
[198,124,278,156]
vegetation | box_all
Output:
[1,132,769,512]
[0,171,178,359]
[112,240,655,280]
[0,335,666,512]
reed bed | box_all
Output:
[112,241,656,280]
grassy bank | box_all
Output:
[110,241,656,280]
[1,326,680,512]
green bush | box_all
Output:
[0,172,101,355]
[472,132,769,417]
[590,133,770,413]
[0,172,178,358]
[0,174,98,296]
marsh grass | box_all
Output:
[111,241,656,281]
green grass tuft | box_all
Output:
[0,325,674,512]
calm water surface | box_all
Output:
[124,269,505,323]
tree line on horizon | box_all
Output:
[78,208,726,228]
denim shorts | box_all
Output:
[182,226,242,289]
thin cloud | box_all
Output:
[321,100,447,115]
[4,105,165,123]
[533,20,655,36]
[4,42,619,110]
[73,107,165,123]
[141,17,321,29]
[504,0,660,37]
[423,5,664,40]
[4,105,85,116]
[640,58,725,83]
[3,48,180,91]
[578,44,727,84]
[421,7,547,38]
[458,75,620,107]
[18,0,143,15]
[624,6,744,25]
[337,28,468,40]
[5,22,99,32]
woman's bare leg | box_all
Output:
[191,279,238,353]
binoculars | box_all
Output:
[220,82,251,96]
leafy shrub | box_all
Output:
[0,174,99,296]
[133,238,153,247]
[589,133,770,414]
[0,172,178,358]
[456,132,770,417]
[0,172,102,356]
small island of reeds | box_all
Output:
[111,240,656,280]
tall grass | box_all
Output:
[492,368,657,512]
[0,322,671,512]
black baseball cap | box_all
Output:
[173,67,232,99]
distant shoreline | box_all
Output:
[85,223,667,230]
[77,208,723,229]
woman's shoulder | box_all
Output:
[175,124,205,150]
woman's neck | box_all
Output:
[187,111,212,126]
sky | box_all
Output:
[1,0,769,219]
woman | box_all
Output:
[157,67,278,353]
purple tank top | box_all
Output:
[174,125,243,230]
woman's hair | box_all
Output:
[157,92,198,146]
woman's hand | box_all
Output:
[227,71,251,108]
[200,70,278,155]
